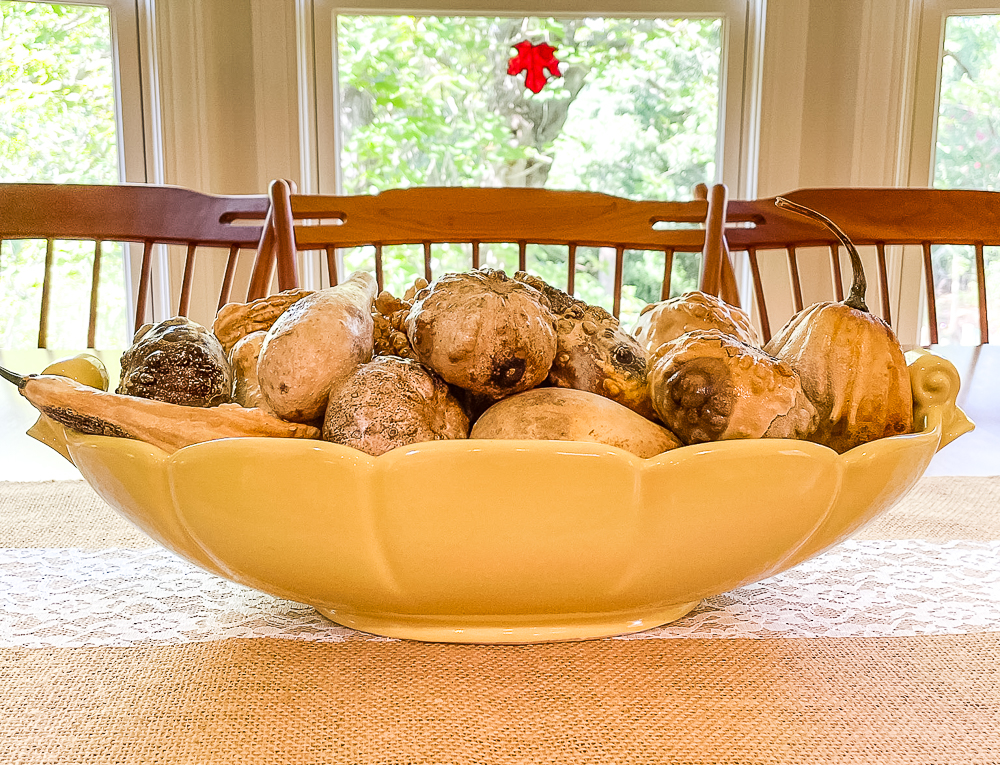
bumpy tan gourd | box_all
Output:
[257,271,378,423]
[117,316,232,407]
[649,330,817,445]
[323,355,469,456]
[404,269,557,399]
[213,288,314,355]
[471,387,681,458]
[632,290,760,354]
[514,272,654,419]
[371,278,427,359]
[229,330,268,410]
[763,198,912,454]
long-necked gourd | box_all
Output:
[763,198,912,453]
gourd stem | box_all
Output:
[0,364,28,389]
[774,197,868,312]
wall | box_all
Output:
[754,0,925,340]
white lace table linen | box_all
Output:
[2,539,998,647]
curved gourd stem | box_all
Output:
[774,196,868,313]
[0,365,28,389]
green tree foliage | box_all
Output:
[0,1,125,349]
[337,15,721,324]
[0,2,118,183]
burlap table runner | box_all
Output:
[2,478,999,763]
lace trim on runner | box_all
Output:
[2,540,998,647]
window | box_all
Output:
[0,0,148,348]
[302,1,758,322]
[910,3,1000,344]
[929,13,1000,345]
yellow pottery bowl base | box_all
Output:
[316,600,703,644]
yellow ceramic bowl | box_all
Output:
[31,349,972,644]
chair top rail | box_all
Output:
[725,187,1000,250]
[0,183,269,248]
[286,187,712,253]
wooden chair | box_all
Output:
[724,187,1000,345]
[265,179,735,321]
[0,182,297,348]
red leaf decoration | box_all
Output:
[507,41,561,94]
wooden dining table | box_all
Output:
[1,345,998,763]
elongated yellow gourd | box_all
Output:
[1,367,320,454]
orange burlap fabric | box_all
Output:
[2,635,999,764]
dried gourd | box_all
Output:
[117,316,232,407]
[371,278,427,359]
[632,290,760,355]
[470,387,682,458]
[229,330,268,410]
[514,272,654,419]
[257,271,378,423]
[1,364,320,454]
[323,355,469,456]
[404,268,557,399]
[648,329,817,444]
[763,198,912,454]
[213,288,314,355]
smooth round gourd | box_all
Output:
[632,290,760,354]
[471,387,682,458]
[42,353,110,391]
[404,269,557,399]
[257,271,377,423]
[323,356,469,456]
[649,330,817,445]
[764,302,912,453]
[229,330,268,410]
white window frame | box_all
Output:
[299,0,763,199]
[908,0,1000,187]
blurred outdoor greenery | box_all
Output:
[1,0,126,348]
[337,15,722,325]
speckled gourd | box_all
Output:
[322,355,469,456]
[117,316,232,407]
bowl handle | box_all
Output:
[18,353,111,467]
[905,348,975,450]
[27,413,76,465]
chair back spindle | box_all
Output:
[725,188,1000,346]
